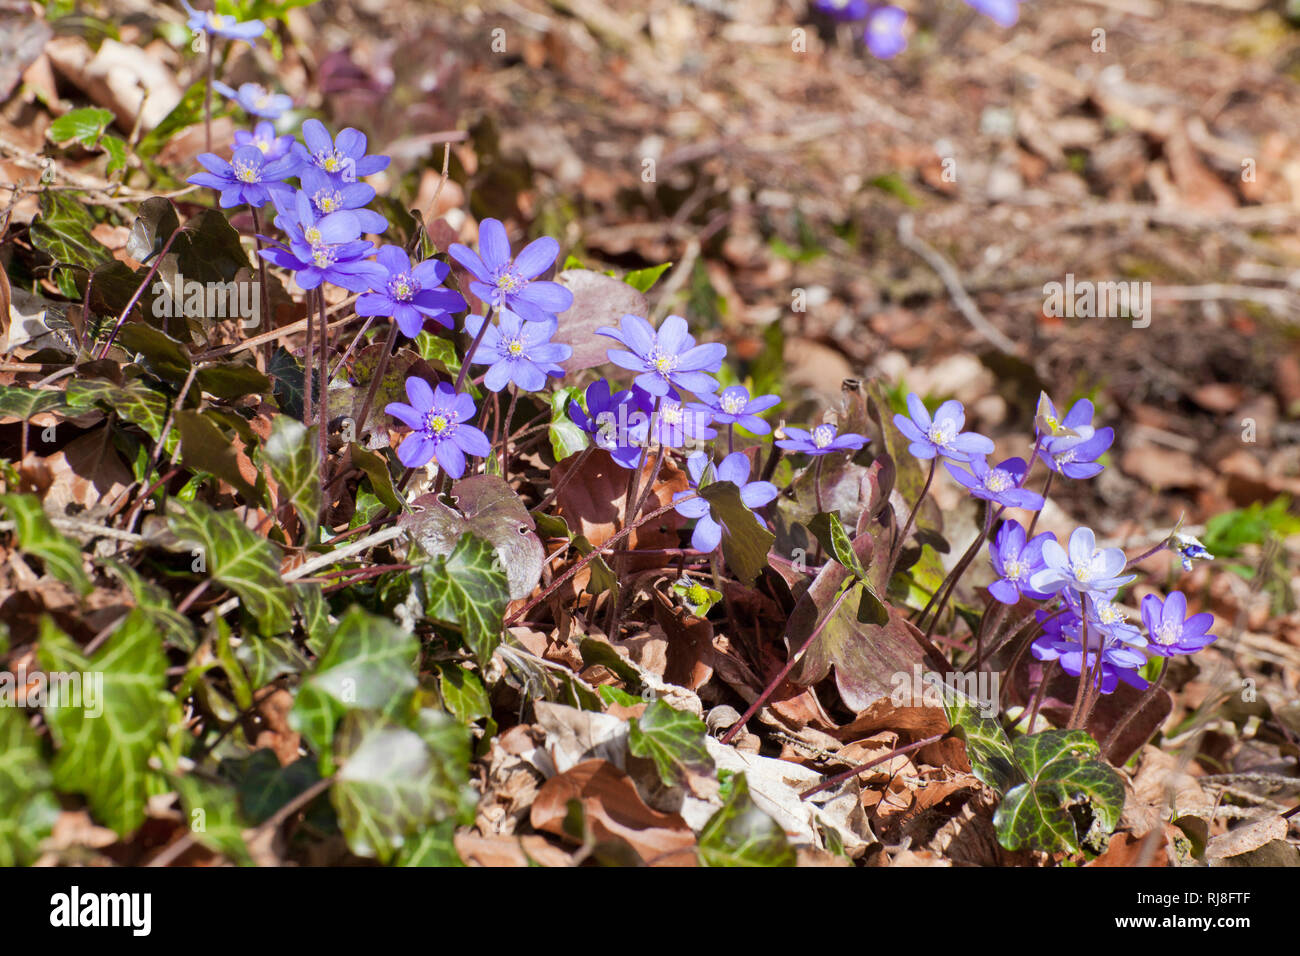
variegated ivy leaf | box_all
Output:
[698,773,795,867]
[628,700,714,789]
[331,709,471,863]
[0,493,91,596]
[420,532,510,667]
[38,612,168,836]
[0,708,60,866]
[993,730,1126,855]
[290,606,420,772]
[0,385,71,421]
[261,415,322,543]
[65,378,176,454]
[167,499,293,636]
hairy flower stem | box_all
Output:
[203,34,214,154]
[503,498,690,629]
[248,206,273,367]
[326,314,375,384]
[1013,659,1057,733]
[1101,661,1166,759]
[500,386,519,477]
[607,442,667,637]
[921,504,1002,640]
[303,299,315,426]
[531,445,593,514]
[718,583,856,747]
[727,423,734,455]
[813,455,825,515]
[453,306,494,394]
[888,457,936,581]
[353,320,400,448]
[317,289,330,492]
[1025,471,1053,538]
[1125,539,1171,570]
[97,223,184,359]
[800,733,949,800]
[1067,618,1096,730]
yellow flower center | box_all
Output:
[507,338,525,358]
[232,159,259,183]
[812,424,835,448]
[304,226,322,245]
[428,414,449,435]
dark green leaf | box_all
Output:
[0,386,70,421]
[175,409,262,504]
[993,730,1126,855]
[176,775,252,865]
[30,191,109,273]
[942,690,1021,795]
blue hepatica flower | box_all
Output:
[963,0,1020,27]
[260,190,384,292]
[187,145,295,208]
[212,81,292,119]
[385,378,490,476]
[449,219,573,325]
[233,121,295,163]
[812,0,870,20]
[946,456,1044,510]
[894,393,994,463]
[1031,623,1149,695]
[1141,591,1217,657]
[464,310,572,392]
[987,519,1055,605]
[865,6,908,59]
[182,0,265,42]
[299,167,388,234]
[650,394,717,449]
[292,119,390,185]
[357,245,467,338]
[1030,526,1136,596]
[696,385,779,435]
[596,314,726,398]
[569,380,650,470]
[1039,427,1114,480]
[673,452,778,553]
[775,422,867,457]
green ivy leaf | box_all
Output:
[420,533,510,667]
[38,612,167,836]
[29,191,110,273]
[167,499,293,635]
[628,700,714,789]
[0,708,60,866]
[331,710,470,863]
[102,135,128,175]
[65,378,175,454]
[262,415,322,543]
[942,689,1021,795]
[219,750,326,827]
[993,730,1126,855]
[396,819,464,867]
[0,385,71,421]
[808,510,868,579]
[698,774,795,867]
[176,775,253,865]
[439,665,490,724]
[290,606,419,770]
[106,560,197,651]
[49,107,114,145]
[0,493,91,596]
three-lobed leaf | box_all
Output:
[420,533,511,667]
